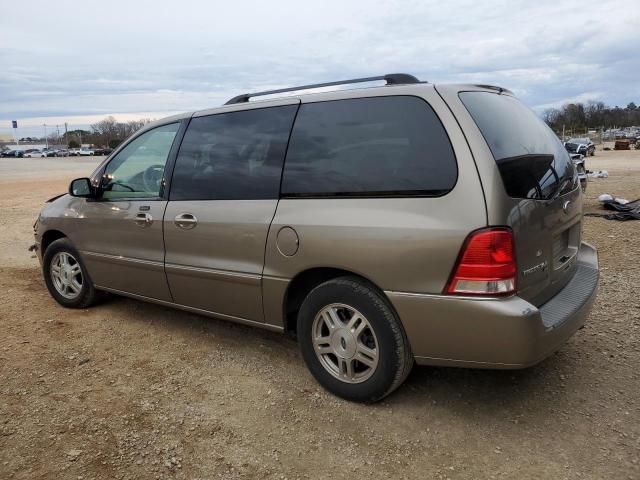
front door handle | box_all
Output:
[174,213,198,230]
[134,212,153,227]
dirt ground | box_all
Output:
[1,150,638,480]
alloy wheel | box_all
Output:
[311,303,379,383]
[50,252,83,299]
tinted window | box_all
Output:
[459,92,576,199]
[170,105,297,200]
[281,96,457,196]
[102,123,180,199]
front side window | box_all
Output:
[169,105,298,201]
[101,123,180,199]
[281,96,457,196]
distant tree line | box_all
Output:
[543,101,639,132]
[89,116,151,149]
[18,116,152,148]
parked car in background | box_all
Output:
[564,137,595,156]
[56,149,70,157]
[45,150,59,157]
[78,147,95,156]
[33,75,599,402]
[25,150,46,158]
[1,149,25,158]
[92,148,113,156]
[68,148,80,156]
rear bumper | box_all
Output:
[386,242,599,369]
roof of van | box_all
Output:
[146,75,513,127]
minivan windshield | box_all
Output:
[459,91,577,200]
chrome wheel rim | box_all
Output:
[312,303,379,384]
[50,252,83,299]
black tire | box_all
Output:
[297,276,413,402]
[42,238,98,308]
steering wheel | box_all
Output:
[142,164,165,193]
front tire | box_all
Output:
[297,277,413,402]
[43,238,98,308]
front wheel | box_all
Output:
[297,277,413,402]
[43,238,99,308]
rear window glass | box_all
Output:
[459,91,576,199]
[281,96,457,196]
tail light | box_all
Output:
[445,227,516,296]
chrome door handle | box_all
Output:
[174,213,198,230]
[134,212,153,227]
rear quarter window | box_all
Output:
[459,91,576,200]
[281,96,457,197]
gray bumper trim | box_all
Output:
[540,245,599,329]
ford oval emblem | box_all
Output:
[562,200,571,214]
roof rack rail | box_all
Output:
[224,73,421,105]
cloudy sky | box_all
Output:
[1,0,639,137]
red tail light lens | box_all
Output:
[445,228,516,296]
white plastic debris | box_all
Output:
[588,170,609,178]
[598,193,629,204]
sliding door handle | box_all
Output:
[174,213,198,230]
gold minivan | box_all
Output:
[33,74,599,401]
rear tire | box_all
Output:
[43,238,99,308]
[297,276,413,402]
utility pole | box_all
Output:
[43,124,49,149]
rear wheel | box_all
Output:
[297,277,413,402]
[43,238,99,308]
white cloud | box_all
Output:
[0,0,638,136]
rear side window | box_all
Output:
[281,96,457,196]
[459,91,576,200]
[170,105,297,200]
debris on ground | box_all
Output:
[587,170,609,178]
[614,139,631,150]
[584,194,640,220]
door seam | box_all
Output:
[260,101,302,325]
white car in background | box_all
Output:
[78,147,95,156]
[24,150,46,158]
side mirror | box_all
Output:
[69,177,94,198]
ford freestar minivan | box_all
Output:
[33,74,599,402]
